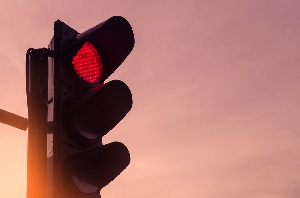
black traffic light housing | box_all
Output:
[47,16,135,198]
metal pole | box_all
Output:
[26,48,48,198]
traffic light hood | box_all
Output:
[63,142,130,192]
[70,80,133,143]
[69,16,135,84]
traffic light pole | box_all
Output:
[26,48,49,198]
[0,109,28,130]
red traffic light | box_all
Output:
[50,16,135,197]
[72,42,104,84]
[75,16,134,83]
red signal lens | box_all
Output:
[72,42,104,84]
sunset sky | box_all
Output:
[0,0,300,197]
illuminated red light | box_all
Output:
[72,42,104,84]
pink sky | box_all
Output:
[0,0,300,197]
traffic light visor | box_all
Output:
[75,16,135,83]
[71,80,133,142]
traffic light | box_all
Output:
[48,16,135,198]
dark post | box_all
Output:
[26,48,48,198]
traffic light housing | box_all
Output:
[47,16,135,198]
